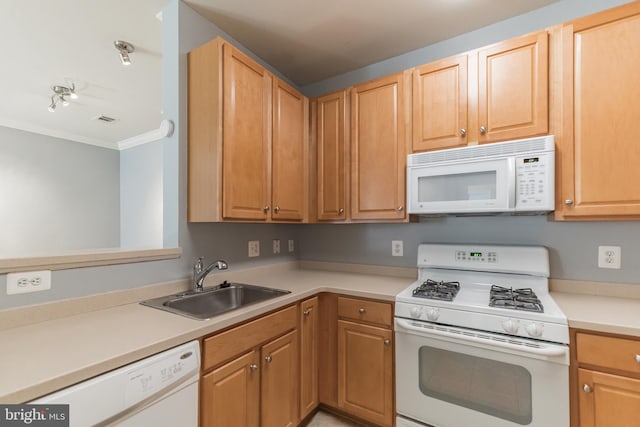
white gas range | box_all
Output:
[395,244,570,427]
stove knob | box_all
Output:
[426,308,440,322]
[501,319,520,334]
[525,323,544,338]
[409,307,422,318]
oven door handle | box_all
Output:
[395,318,568,358]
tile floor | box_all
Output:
[307,410,362,426]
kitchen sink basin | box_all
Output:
[140,282,291,320]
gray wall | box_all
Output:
[1,0,637,311]
[120,140,164,249]
[0,126,120,257]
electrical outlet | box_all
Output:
[392,240,404,257]
[288,240,295,252]
[273,239,281,254]
[7,270,51,295]
[248,240,260,257]
[598,245,621,269]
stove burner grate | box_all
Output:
[489,285,544,313]
[412,279,460,302]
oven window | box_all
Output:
[418,346,532,425]
[417,171,496,202]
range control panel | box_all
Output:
[455,250,498,263]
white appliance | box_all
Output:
[407,135,555,215]
[395,244,569,427]
[32,341,200,427]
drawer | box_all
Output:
[576,332,640,375]
[338,296,392,328]
[203,305,297,370]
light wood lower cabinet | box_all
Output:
[299,297,319,420]
[261,331,299,427]
[571,329,640,427]
[201,351,260,427]
[337,320,393,427]
[200,306,299,427]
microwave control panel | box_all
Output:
[515,152,554,210]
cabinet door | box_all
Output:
[337,320,393,427]
[261,330,299,427]
[477,30,548,143]
[578,368,640,427]
[351,73,409,220]
[316,90,348,221]
[222,44,272,220]
[559,3,640,218]
[413,54,468,152]
[272,78,308,221]
[201,351,260,427]
[300,297,319,419]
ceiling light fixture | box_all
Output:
[114,40,135,66]
[47,84,78,112]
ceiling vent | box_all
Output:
[92,114,118,123]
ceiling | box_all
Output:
[0,0,167,149]
[1,0,561,149]
[185,0,560,86]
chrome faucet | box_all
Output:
[193,257,229,292]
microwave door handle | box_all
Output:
[507,157,516,209]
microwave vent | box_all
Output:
[408,135,554,166]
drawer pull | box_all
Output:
[303,309,312,317]
[635,354,640,363]
[384,339,391,346]
[583,384,592,393]
[265,355,272,363]
[359,308,366,314]
[249,364,258,371]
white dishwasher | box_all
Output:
[31,340,200,427]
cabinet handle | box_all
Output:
[480,126,487,135]
[397,206,404,212]
[274,206,280,213]
[583,384,592,393]
[635,354,640,363]
[263,206,270,213]
[303,309,312,317]
[249,364,258,371]
[359,308,366,314]
[338,208,344,214]
[265,355,272,363]
[460,128,466,137]
[564,199,574,206]
[384,339,391,346]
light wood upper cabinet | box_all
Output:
[314,90,349,221]
[299,297,319,420]
[411,30,548,153]
[351,72,410,220]
[222,43,272,221]
[272,78,309,221]
[413,54,469,151]
[558,2,640,219]
[188,37,308,223]
[477,30,548,143]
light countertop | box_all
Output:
[0,262,414,403]
[1,262,639,404]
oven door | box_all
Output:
[395,318,569,427]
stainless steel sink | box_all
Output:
[140,282,291,320]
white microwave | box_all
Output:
[407,135,555,215]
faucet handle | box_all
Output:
[194,257,204,274]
